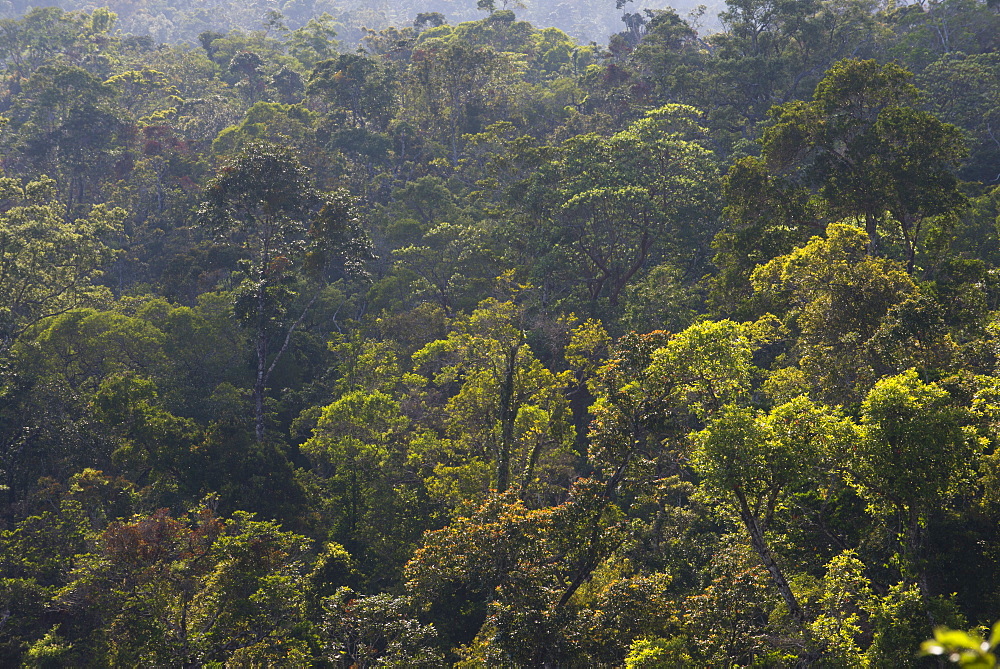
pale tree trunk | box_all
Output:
[734,485,807,627]
[252,287,322,442]
[254,281,268,442]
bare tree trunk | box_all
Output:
[735,485,807,627]
[253,287,322,442]
[254,330,267,442]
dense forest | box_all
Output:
[0,0,999,665]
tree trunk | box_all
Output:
[254,329,267,442]
[253,287,322,442]
[908,509,937,626]
[865,211,881,257]
[495,342,521,493]
[254,280,268,442]
[734,485,807,627]
[519,435,544,500]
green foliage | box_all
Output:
[405,480,628,665]
[47,504,314,665]
[285,13,340,71]
[693,397,851,514]
[855,369,977,518]
[920,52,1000,182]
[0,4,997,666]
[752,223,919,402]
[320,587,443,666]
[199,142,368,439]
[923,622,1000,668]
[625,635,694,668]
[867,583,966,668]
[392,221,500,315]
[411,298,576,502]
[510,104,720,317]
[763,58,968,270]
[308,53,396,131]
[212,101,318,156]
[648,317,775,419]
[0,177,122,345]
[809,550,874,666]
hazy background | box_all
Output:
[1,0,725,46]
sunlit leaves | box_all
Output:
[752,223,918,401]
[0,177,122,346]
[647,316,779,419]
[922,621,1000,669]
[854,369,977,515]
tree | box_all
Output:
[511,105,719,316]
[404,480,630,665]
[411,298,575,500]
[285,14,340,72]
[0,8,99,88]
[707,0,877,128]
[229,50,265,104]
[692,398,855,629]
[2,63,123,210]
[392,221,500,316]
[636,317,825,632]
[307,53,395,131]
[584,328,676,498]
[630,8,709,104]
[708,154,821,319]
[53,505,314,665]
[853,370,978,605]
[401,38,523,166]
[751,223,919,403]
[885,0,1000,72]
[919,52,1000,183]
[762,58,968,270]
[198,143,368,440]
[0,176,123,349]
[320,587,442,667]
[300,390,410,558]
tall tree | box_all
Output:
[853,370,977,608]
[762,58,967,270]
[198,143,368,440]
[307,53,395,131]
[0,175,123,349]
[510,104,719,316]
